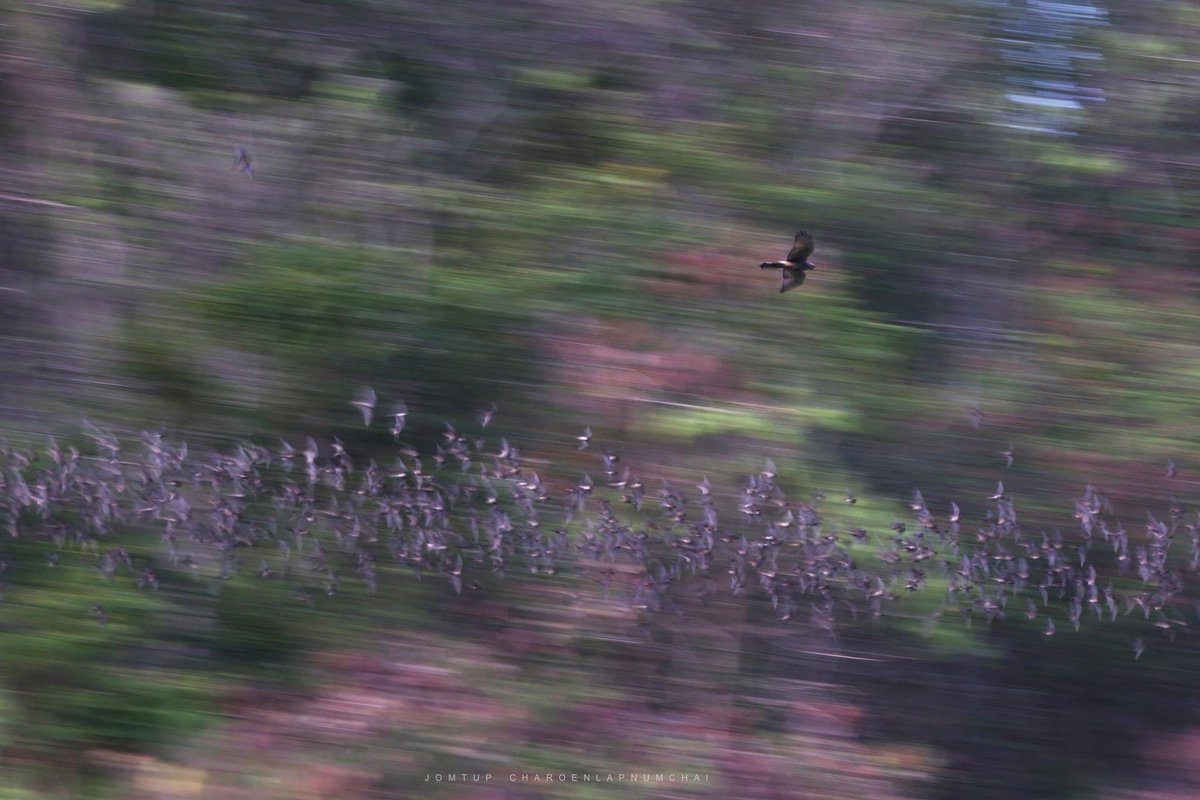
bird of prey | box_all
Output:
[760,230,817,293]
[233,146,253,178]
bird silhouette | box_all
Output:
[350,387,377,426]
[760,229,816,293]
[233,146,253,178]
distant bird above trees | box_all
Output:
[759,229,817,293]
[233,146,253,178]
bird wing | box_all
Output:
[780,269,806,292]
[786,229,815,263]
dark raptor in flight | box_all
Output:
[760,229,816,293]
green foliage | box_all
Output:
[196,243,404,360]
[0,543,213,754]
[192,241,540,427]
[118,318,214,411]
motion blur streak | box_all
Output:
[2,0,1200,797]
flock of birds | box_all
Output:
[0,195,1183,655]
[0,392,1195,661]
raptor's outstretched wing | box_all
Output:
[786,229,814,264]
[780,269,807,293]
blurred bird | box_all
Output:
[233,146,253,178]
[351,387,377,427]
[1003,443,1015,469]
[1167,458,1178,479]
[390,400,408,439]
[478,403,497,429]
[759,230,817,293]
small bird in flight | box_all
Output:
[390,400,408,439]
[351,387,377,427]
[233,146,253,178]
[478,403,497,429]
[759,229,817,293]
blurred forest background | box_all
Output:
[5,0,1200,797]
